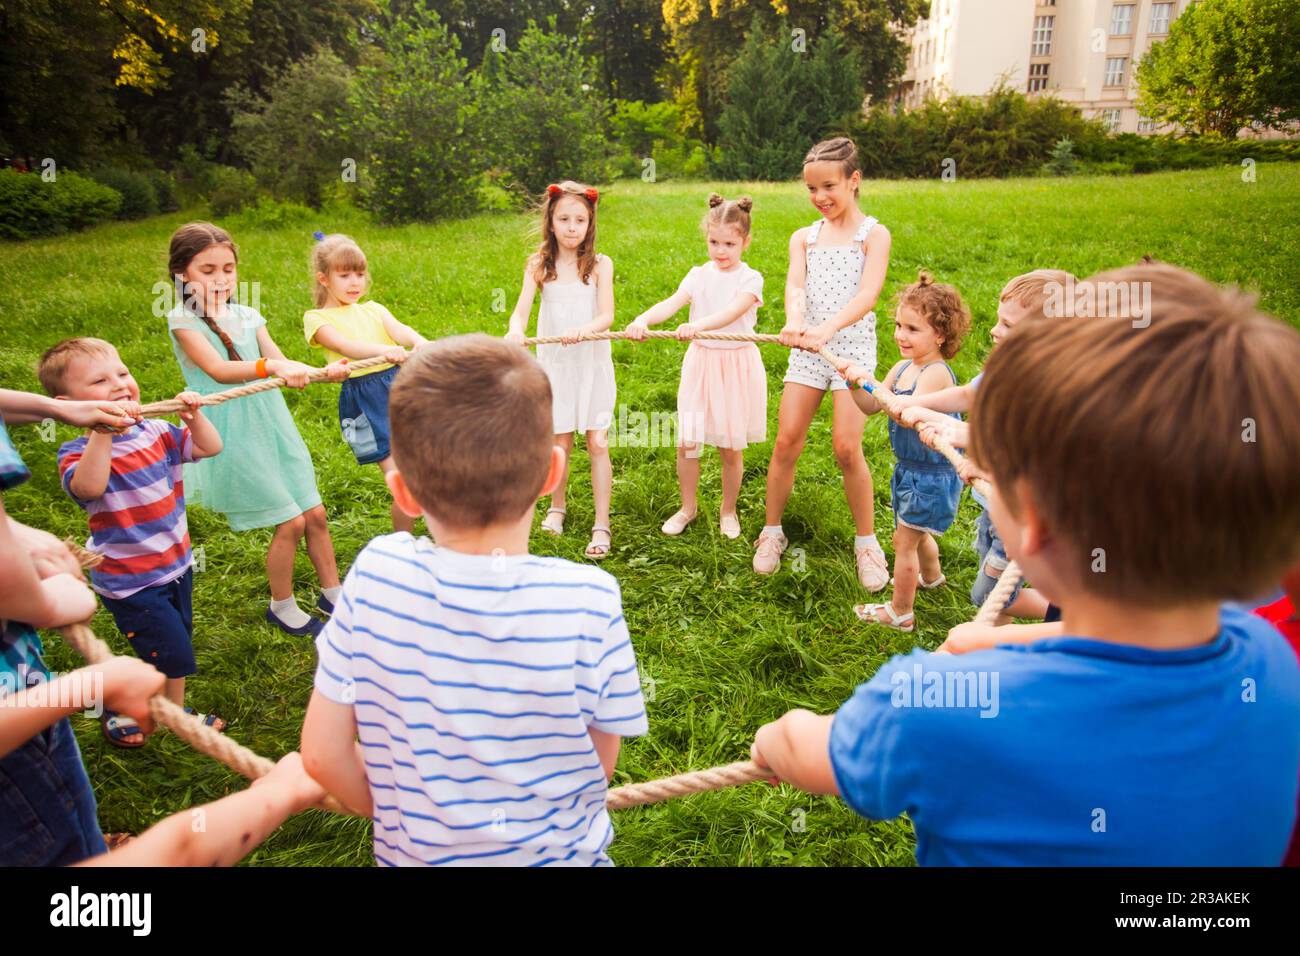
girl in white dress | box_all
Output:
[505,181,616,559]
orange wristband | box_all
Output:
[255,357,269,378]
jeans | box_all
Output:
[0,717,105,865]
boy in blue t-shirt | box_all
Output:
[750,263,1300,865]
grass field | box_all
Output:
[3,165,1299,866]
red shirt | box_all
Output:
[1254,596,1300,866]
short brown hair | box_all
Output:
[702,193,753,237]
[970,262,1300,605]
[1000,269,1077,320]
[803,137,860,197]
[37,337,119,396]
[898,270,971,359]
[389,334,554,528]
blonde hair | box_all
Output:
[702,193,753,237]
[311,234,370,308]
[999,269,1077,319]
[531,181,598,286]
[389,334,555,528]
[897,271,971,359]
[37,337,119,396]
[803,137,861,197]
[970,262,1300,604]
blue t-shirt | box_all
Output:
[829,606,1300,865]
[0,416,47,691]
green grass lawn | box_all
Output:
[3,165,1299,866]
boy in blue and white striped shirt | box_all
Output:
[302,334,647,866]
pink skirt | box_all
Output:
[677,342,768,450]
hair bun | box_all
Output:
[707,193,724,208]
[916,269,934,287]
[735,196,753,213]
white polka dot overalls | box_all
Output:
[783,215,880,392]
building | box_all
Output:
[893,0,1193,135]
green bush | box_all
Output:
[228,196,313,229]
[227,50,356,209]
[206,166,258,218]
[609,100,711,181]
[852,86,1108,179]
[147,169,180,212]
[88,167,159,219]
[477,23,608,194]
[713,19,865,181]
[347,5,480,223]
[0,169,121,240]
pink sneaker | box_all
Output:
[855,542,889,592]
[752,530,788,575]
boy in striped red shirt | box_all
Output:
[40,338,227,746]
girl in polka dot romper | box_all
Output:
[753,137,893,591]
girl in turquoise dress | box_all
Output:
[166,222,349,637]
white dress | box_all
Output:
[536,257,617,434]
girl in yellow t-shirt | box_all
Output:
[304,233,428,532]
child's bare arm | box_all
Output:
[588,256,616,335]
[311,324,409,367]
[628,287,690,333]
[780,228,809,346]
[173,392,222,459]
[588,727,621,782]
[376,307,427,350]
[0,390,137,430]
[750,709,840,795]
[938,620,1065,655]
[0,501,97,629]
[78,752,325,867]
[898,381,974,415]
[301,690,372,817]
[681,291,758,336]
[505,264,539,344]
[66,430,114,501]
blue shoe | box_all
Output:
[316,593,335,617]
[265,607,324,637]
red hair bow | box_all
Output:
[584,187,599,204]
[546,184,599,205]
[547,184,562,197]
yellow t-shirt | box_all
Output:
[303,300,398,376]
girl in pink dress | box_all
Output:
[626,194,767,540]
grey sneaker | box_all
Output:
[753,530,789,574]
[856,542,890,592]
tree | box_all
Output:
[477,22,609,194]
[1136,0,1300,137]
[588,0,671,102]
[713,19,864,180]
[348,2,480,222]
[663,0,925,142]
[227,51,356,208]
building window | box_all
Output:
[1110,4,1134,36]
[1104,56,1127,86]
[1032,15,1054,56]
[1028,62,1050,92]
[1138,116,1156,133]
[1149,2,1173,34]
[1102,109,1123,132]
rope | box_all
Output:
[60,328,1008,815]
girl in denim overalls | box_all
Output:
[842,272,971,633]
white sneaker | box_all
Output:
[856,543,889,592]
[753,530,788,574]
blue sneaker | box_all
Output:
[265,607,324,637]
[316,593,335,617]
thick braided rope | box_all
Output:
[605,760,772,810]
[972,561,1025,627]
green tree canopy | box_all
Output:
[1136,0,1300,137]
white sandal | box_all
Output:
[661,510,697,536]
[853,601,915,632]
[890,573,947,590]
[585,526,612,560]
[540,507,566,536]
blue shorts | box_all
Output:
[970,509,1024,610]
[339,366,397,465]
[0,717,106,865]
[100,568,196,679]
[891,462,962,535]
